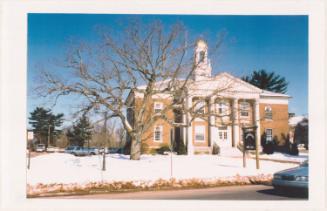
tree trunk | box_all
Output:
[130,134,141,160]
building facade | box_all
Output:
[127,39,290,154]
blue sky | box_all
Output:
[28,14,308,123]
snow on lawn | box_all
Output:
[27,153,299,186]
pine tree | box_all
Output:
[242,69,289,94]
[29,107,64,147]
[67,115,93,147]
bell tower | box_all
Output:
[193,39,212,81]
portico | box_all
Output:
[182,92,261,155]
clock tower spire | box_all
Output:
[192,39,212,81]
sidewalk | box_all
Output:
[219,146,308,164]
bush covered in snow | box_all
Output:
[212,143,220,155]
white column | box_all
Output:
[209,97,215,147]
[254,99,261,148]
[232,98,239,147]
[187,96,194,155]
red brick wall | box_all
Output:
[259,103,289,145]
[134,97,174,152]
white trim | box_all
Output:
[259,98,289,105]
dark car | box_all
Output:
[272,160,308,192]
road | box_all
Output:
[49,185,308,200]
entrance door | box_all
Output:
[218,126,230,147]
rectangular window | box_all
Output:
[265,129,273,142]
[240,102,249,117]
[194,125,205,141]
[154,102,163,113]
[265,106,273,120]
[216,101,229,115]
[154,126,163,142]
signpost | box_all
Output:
[242,126,259,169]
[27,131,34,169]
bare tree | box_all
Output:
[36,20,233,160]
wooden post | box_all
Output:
[170,152,173,178]
[255,126,260,169]
[242,128,246,168]
[102,151,106,171]
[243,140,246,168]
[27,141,31,170]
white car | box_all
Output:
[35,144,46,152]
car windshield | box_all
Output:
[300,160,308,167]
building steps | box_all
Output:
[194,146,212,154]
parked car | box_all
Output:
[35,144,46,152]
[64,146,79,154]
[107,148,123,154]
[272,160,308,192]
[46,146,56,153]
[71,147,99,156]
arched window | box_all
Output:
[199,51,205,63]
[194,100,205,114]
[265,106,273,119]
[216,100,229,115]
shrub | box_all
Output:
[262,141,274,154]
[122,140,131,155]
[141,142,149,154]
[156,144,171,155]
[273,135,290,153]
[176,140,187,155]
[289,143,299,155]
[212,143,220,155]
[149,148,157,155]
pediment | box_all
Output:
[189,72,262,95]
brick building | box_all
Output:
[126,39,290,154]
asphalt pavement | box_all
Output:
[48,185,308,200]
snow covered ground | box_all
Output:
[27,152,303,186]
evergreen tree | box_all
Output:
[67,115,93,147]
[29,107,64,148]
[242,69,289,94]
